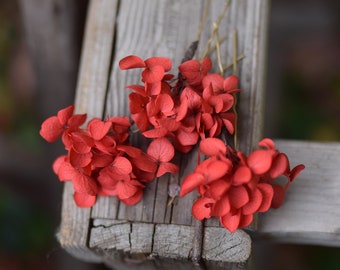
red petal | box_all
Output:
[229,186,249,209]
[239,214,253,229]
[119,55,145,69]
[129,92,148,113]
[131,153,157,173]
[142,65,165,83]
[242,188,262,215]
[271,185,285,209]
[212,195,230,217]
[68,114,87,129]
[131,112,150,132]
[180,87,202,110]
[201,113,214,130]
[209,96,224,113]
[220,113,235,134]
[73,192,96,208]
[179,59,200,76]
[91,151,114,168]
[202,74,224,92]
[289,164,305,182]
[270,153,289,179]
[146,81,162,96]
[257,183,274,212]
[126,84,148,97]
[156,93,174,114]
[258,138,275,150]
[71,132,93,153]
[180,173,205,197]
[116,180,140,199]
[232,166,252,185]
[201,58,212,74]
[157,162,179,177]
[40,116,64,142]
[69,149,92,167]
[176,128,199,146]
[57,105,74,125]
[202,84,213,100]
[73,174,98,195]
[121,189,143,205]
[145,57,172,71]
[158,118,180,132]
[112,156,133,175]
[207,178,231,199]
[200,138,227,156]
[117,145,142,158]
[220,211,241,232]
[208,117,222,138]
[247,149,273,175]
[88,118,111,140]
[192,197,215,220]
[52,155,67,175]
[206,160,231,183]
[223,75,239,92]
[58,161,77,181]
[109,115,132,127]
[143,127,168,138]
[173,140,193,153]
[219,93,234,112]
[147,137,174,162]
[175,98,188,121]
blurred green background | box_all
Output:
[0,0,339,269]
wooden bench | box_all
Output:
[56,0,340,269]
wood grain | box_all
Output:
[59,0,271,265]
[258,140,340,246]
[58,0,118,261]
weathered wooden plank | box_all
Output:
[203,227,251,263]
[171,147,198,225]
[58,0,119,261]
[60,0,271,265]
[103,0,204,224]
[152,175,171,224]
[258,140,340,246]
[195,0,269,155]
[92,0,270,228]
[89,220,251,264]
[58,183,101,262]
[153,224,194,259]
[91,195,119,219]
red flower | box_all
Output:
[178,58,212,87]
[40,105,86,142]
[202,74,240,94]
[42,54,305,227]
[129,93,150,132]
[53,155,99,208]
[119,55,172,84]
[147,138,179,177]
[180,137,305,232]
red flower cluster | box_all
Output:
[180,138,305,232]
[40,54,305,233]
[39,105,178,207]
[119,55,238,153]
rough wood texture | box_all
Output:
[58,0,270,267]
[89,220,251,267]
[58,0,118,262]
[258,140,340,247]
